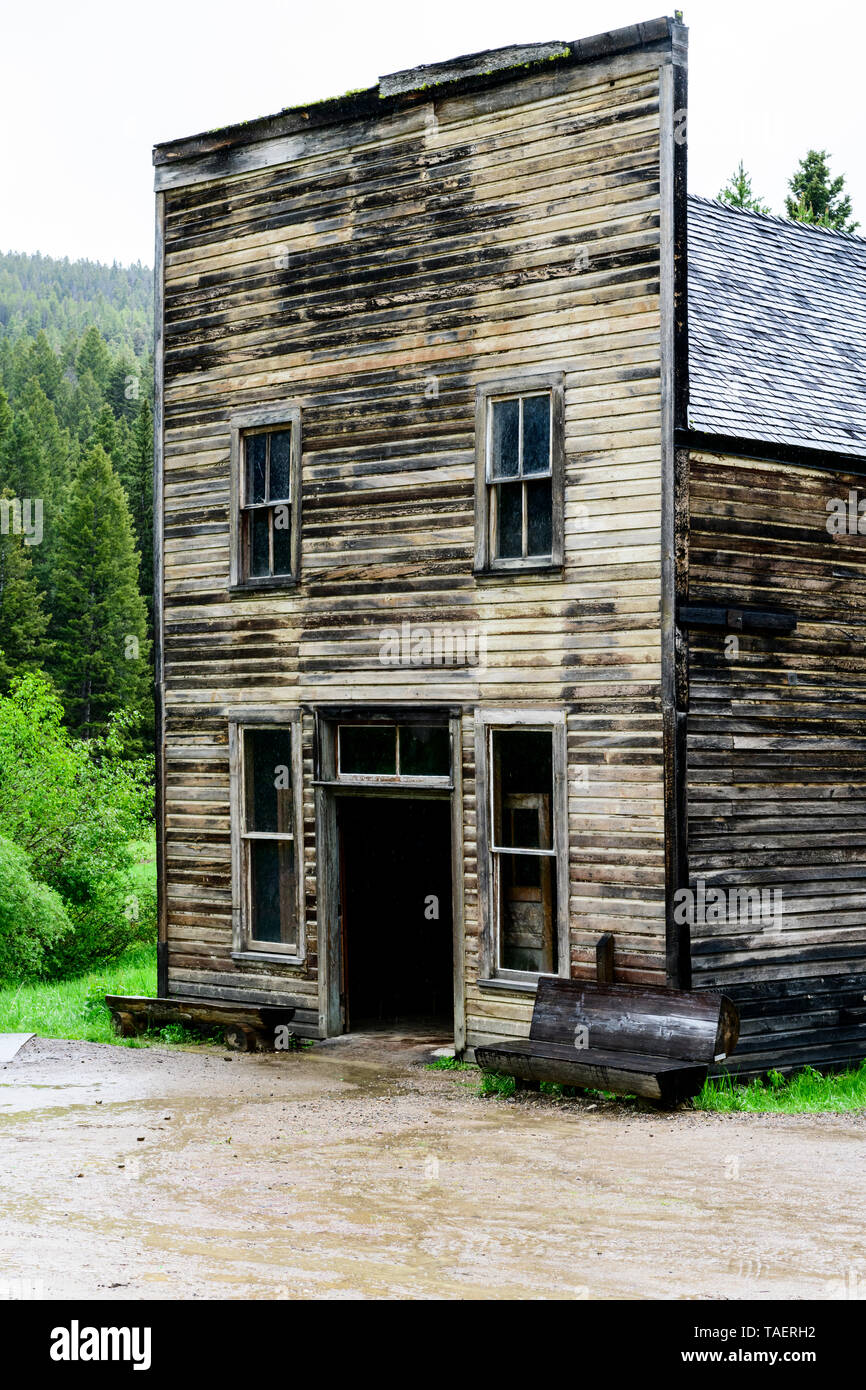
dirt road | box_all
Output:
[0,1033,863,1300]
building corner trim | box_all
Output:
[660,35,691,989]
[153,190,168,1000]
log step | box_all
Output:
[104,994,296,1051]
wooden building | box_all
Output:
[152,15,866,1074]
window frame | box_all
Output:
[333,720,453,789]
[229,404,302,590]
[229,708,305,963]
[474,373,565,575]
[474,709,569,986]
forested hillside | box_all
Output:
[0,250,152,358]
[0,249,155,753]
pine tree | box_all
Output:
[74,326,113,391]
[50,444,150,739]
[19,380,72,489]
[122,397,154,628]
[91,402,127,474]
[21,331,64,401]
[18,380,74,596]
[106,357,142,422]
[71,369,104,443]
[786,150,859,232]
[0,501,51,689]
[718,161,771,215]
[0,388,12,452]
[0,412,47,501]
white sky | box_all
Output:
[2,0,864,267]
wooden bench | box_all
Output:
[475,978,739,1107]
[104,994,296,1052]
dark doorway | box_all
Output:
[337,796,453,1030]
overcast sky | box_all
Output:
[2,0,864,267]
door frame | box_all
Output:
[314,710,465,1049]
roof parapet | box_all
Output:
[153,15,683,166]
[379,41,571,98]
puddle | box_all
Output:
[0,1036,863,1299]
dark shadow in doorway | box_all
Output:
[337,796,453,1031]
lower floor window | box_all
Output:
[490,727,559,975]
[247,839,297,946]
[235,721,302,955]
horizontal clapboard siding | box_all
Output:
[687,450,866,1071]
[159,58,669,1036]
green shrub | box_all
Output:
[47,880,157,978]
[0,835,72,982]
[81,978,111,1020]
[0,672,154,976]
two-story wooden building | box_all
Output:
[152,15,866,1074]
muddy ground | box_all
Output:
[0,1031,863,1300]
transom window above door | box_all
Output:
[336,722,451,785]
[474,374,564,574]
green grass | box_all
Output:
[0,834,170,1047]
[458,1060,866,1114]
[0,942,157,1044]
[478,1071,514,1097]
[475,1072,615,1101]
[430,1058,627,1102]
[0,942,225,1048]
[695,1062,866,1113]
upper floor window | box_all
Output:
[230,405,301,588]
[474,374,564,574]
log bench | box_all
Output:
[475,978,739,1107]
[104,994,296,1052]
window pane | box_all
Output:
[249,838,297,945]
[490,398,519,478]
[246,433,267,504]
[339,724,396,776]
[245,728,293,833]
[269,430,292,500]
[399,724,450,777]
[249,509,270,577]
[526,478,553,556]
[272,504,292,575]
[522,395,550,474]
[498,852,557,973]
[491,729,553,849]
[495,481,522,559]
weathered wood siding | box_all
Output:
[158,51,674,1042]
[686,449,866,1072]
